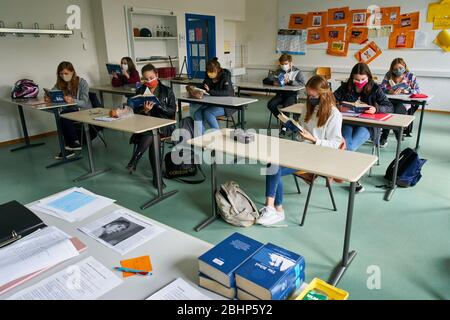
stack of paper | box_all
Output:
[29,187,116,223]
[147,278,211,300]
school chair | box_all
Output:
[315,67,332,90]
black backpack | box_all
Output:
[164,117,205,184]
[384,148,427,187]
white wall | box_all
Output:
[238,0,450,111]
[0,0,102,143]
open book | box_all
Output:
[341,100,371,113]
[106,63,122,75]
[388,80,409,91]
[127,91,161,111]
[44,88,65,104]
[277,111,304,133]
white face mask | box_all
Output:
[281,64,290,72]
[62,74,73,83]
[121,64,129,72]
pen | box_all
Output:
[114,267,152,276]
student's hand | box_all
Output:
[402,89,409,94]
[204,84,210,92]
[299,129,317,144]
[394,88,403,95]
[144,101,155,113]
[364,106,377,114]
[44,95,51,103]
[122,70,130,78]
[112,72,119,79]
[284,74,289,83]
[64,96,74,104]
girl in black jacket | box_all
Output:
[126,64,176,189]
[193,58,234,135]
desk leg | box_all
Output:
[240,106,246,130]
[237,88,241,97]
[10,105,46,152]
[73,123,110,182]
[415,102,426,151]
[99,91,105,106]
[178,99,183,124]
[329,181,357,287]
[384,128,403,201]
[46,109,82,169]
[195,150,218,232]
[141,130,178,209]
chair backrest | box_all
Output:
[316,67,332,80]
[89,92,102,108]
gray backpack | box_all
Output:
[215,181,259,227]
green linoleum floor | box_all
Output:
[1,96,449,300]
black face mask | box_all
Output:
[308,97,320,106]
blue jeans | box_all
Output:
[193,105,225,135]
[342,125,370,151]
[266,165,298,207]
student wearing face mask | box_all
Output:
[111,57,140,87]
[265,54,306,127]
[334,63,393,193]
[44,61,92,159]
[257,75,343,226]
[126,64,176,189]
[379,58,420,146]
[193,58,234,135]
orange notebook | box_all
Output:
[0,237,87,295]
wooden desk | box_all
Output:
[188,128,377,286]
[0,97,82,168]
[281,103,415,201]
[176,94,258,129]
[61,108,178,209]
[0,195,222,300]
[385,94,434,150]
[90,85,137,106]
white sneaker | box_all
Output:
[257,206,285,226]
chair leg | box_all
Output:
[231,115,237,130]
[267,113,273,132]
[300,174,316,227]
[376,144,380,165]
[326,178,337,212]
[293,175,301,194]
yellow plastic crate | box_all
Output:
[295,278,349,300]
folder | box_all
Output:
[0,201,47,249]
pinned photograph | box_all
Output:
[390,12,398,22]
[334,11,345,21]
[331,42,344,51]
[312,15,322,27]
[401,18,412,27]
[295,17,304,24]
[329,30,339,39]
[362,47,376,62]
[353,13,366,24]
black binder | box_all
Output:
[0,201,47,248]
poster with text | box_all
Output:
[389,30,415,49]
[276,29,307,55]
[394,12,420,32]
[307,27,326,44]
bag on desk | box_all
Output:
[11,79,39,99]
[384,148,427,187]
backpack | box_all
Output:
[384,148,427,187]
[11,79,39,99]
[215,181,260,227]
[164,116,205,184]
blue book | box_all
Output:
[198,273,236,299]
[235,243,305,300]
[106,63,122,75]
[237,274,304,300]
[44,89,65,103]
[127,94,161,112]
[198,233,264,288]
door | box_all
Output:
[185,14,216,79]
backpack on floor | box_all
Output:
[164,116,205,184]
[215,181,260,227]
[11,79,39,99]
[384,148,427,187]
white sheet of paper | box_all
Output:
[8,257,122,300]
[199,59,206,72]
[0,226,79,288]
[147,278,211,300]
[415,31,428,48]
[199,44,206,57]
[191,44,199,57]
[78,209,166,255]
[189,29,195,42]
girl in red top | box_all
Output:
[111,57,140,87]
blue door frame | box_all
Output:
[185,14,216,79]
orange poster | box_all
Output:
[380,7,401,25]
[289,14,307,29]
[307,11,328,28]
[328,7,350,25]
[307,28,326,44]
[325,26,346,42]
[347,27,369,44]
[355,41,382,64]
[350,9,370,26]
[394,12,420,32]
[327,40,349,57]
[389,30,415,49]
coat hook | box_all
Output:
[0,21,5,37]
[49,23,56,38]
[63,24,70,38]
[16,22,24,37]
[33,23,40,38]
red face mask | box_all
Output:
[353,79,368,89]
[145,78,158,89]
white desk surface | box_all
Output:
[235,81,305,92]
[177,93,258,107]
[281,103,415,128]
[0,198,222,300]
[1,96,77,110]
[385,94,434,103]
[188,129,377,183]
[60,108,176,134]
[90,85,137,95]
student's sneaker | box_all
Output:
[65,142,82,151]
[54,151,76,160]
[355,182,365,193]
[279,126,288,138]
[379,139,388,148]
[256,206,285,226]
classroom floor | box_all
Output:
[1,96,449,300]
